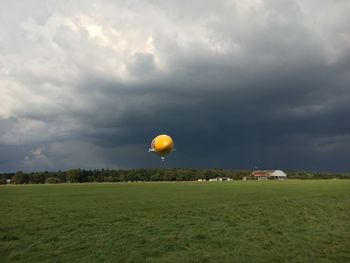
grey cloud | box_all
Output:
[0,0,350,172]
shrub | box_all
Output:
[45,177,60,184]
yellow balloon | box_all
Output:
[149,134,174,161]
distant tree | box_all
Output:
[11,171,29,184]
[119,172,129,182]
[30,172,46,184]
[1,168,349,184]
[150,173,162,181]
[164,170,176,181]
[46,177,60,184]
[87,175,95,182]
[66,169,81,183]
[55,171,67,183]
[105,176,114,182]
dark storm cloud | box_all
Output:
[0,0,349,172]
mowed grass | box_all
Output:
[1,180,350,263]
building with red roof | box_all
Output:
[251,170,287,180]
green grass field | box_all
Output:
[1,180,350,263]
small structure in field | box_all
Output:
[209,177,233,181]
[197,179,207,182]
[251,170,287,180]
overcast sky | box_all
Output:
[1,0,350,172]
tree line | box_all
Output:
[0,168,349,184]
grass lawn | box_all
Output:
[1,180,350,262]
